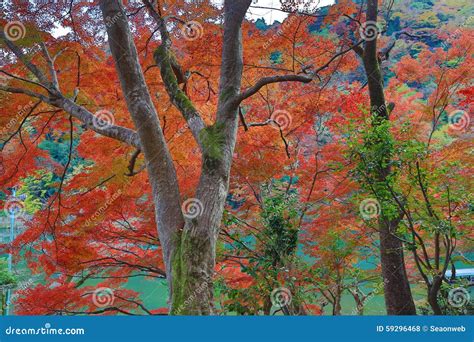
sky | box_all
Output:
[219,0,335,23]
[52,0,335,37]
[247,0,335,23]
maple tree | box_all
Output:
[0,0,472,316]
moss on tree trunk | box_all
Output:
[170,229,215,315]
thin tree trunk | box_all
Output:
[378,220,416,314]
[333,286,342,315]
[428,276,443,315]
[350,289,365,315]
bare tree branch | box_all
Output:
[238,74,312,103]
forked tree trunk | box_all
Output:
[165,0,250,314]
[100,0,252,315]
[428,276,443,315]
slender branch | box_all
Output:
[40,42,60,90]
[143,0,206,148]
[0,31,52,88]
[238,74,312,103]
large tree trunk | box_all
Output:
[357,0,417,315]
[169,227,216,314]
[170,166,233,314]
